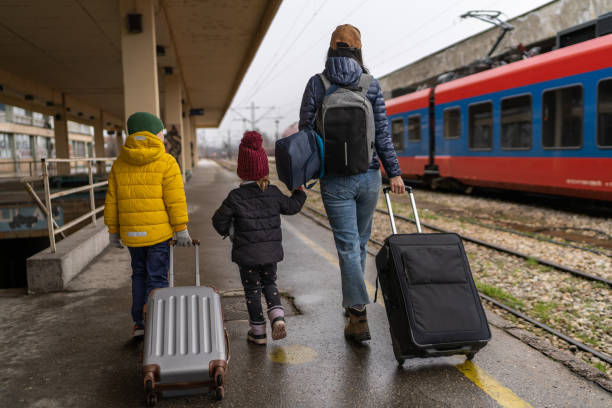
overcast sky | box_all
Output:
[199,0,553,148]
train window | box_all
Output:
[542,85,583,148]
[468,102,493,150]
[597,78,612,147]
[444,108,461,139]
[501,95,532,150]
[408,115,421,141]
[391,118,405,151]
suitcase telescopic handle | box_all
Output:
[168,239,201,288]
[382,186,422,234]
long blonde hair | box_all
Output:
[256,177,269,191]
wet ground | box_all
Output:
[1,160,610,407]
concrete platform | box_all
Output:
[1,160,610,407]
[26,220,109,294]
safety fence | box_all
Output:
[19,157,115,253]
[0,159,49,178]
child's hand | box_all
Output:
[176,229,194,246]
[109,233,124,249]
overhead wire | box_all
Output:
[373,21,458,68]
[371,0,507,70]
[238,0,512,136]
[243,0,371,104]
[367,0,466,65]
[240,0,328,105]
[236,0,311,107]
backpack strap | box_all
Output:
[357,73,373,98]
[319,73,340,96]
[318,73,331,92]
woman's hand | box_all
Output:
[389,176,406,194]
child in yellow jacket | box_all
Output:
[104,112,192,337]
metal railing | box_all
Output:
[0,159,47,178]
[2,158,113,178]
[21,157,116,253]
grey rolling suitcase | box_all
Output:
[142,239,229,406]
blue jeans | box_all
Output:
[320,169,381,307]
[128,239,170,326]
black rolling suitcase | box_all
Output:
[375,186,490,365]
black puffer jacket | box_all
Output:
[212,183,306,266]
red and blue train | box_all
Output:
[385,34,612,202]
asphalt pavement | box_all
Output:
[1,159,609,408]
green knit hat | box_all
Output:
[127,112,164,136]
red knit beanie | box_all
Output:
[237,131,269,181]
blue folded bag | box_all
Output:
[275,129,324,191]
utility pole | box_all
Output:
[275,119,280,141]
[250,102,256,129]
[231,102,275,130]
[258,114,284,140]
[226,129,232,159]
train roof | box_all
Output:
[435,33,612,105]
[386,88,432,115]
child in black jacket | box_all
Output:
[212,131,306,345]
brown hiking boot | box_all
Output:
[344,307,371,342]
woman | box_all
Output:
[299,24,405,342]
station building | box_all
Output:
[0,0,281,288]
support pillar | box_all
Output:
[115,129,124,153]
[120,0,160,124]
[94,110,105,173]
[54,93,70,175]
[190,117,198,167]
[163,74,185,180]
[182,107,192,173]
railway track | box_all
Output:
[307,187,611,287]
[300,204,612,366]
[389,194,612,259]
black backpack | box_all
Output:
[315,73,375,176]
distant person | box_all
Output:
[298,24,404,342]
[165,124,182,168]
[104,112,193,338]
[212,131,306,345]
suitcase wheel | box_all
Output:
[146,393,157,407]
[466,352,476,361]
[396,358,405,367]
[215,386,224,401]
[145,380,157,407]
[214,367,225,387]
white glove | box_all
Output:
[109,233,124,248]
[176,229,193,247]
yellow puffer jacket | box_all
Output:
[104,131,188,247]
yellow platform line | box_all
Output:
[286,219,533,408]
[456,361,534,408]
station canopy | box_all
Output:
[0,0,281,127]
